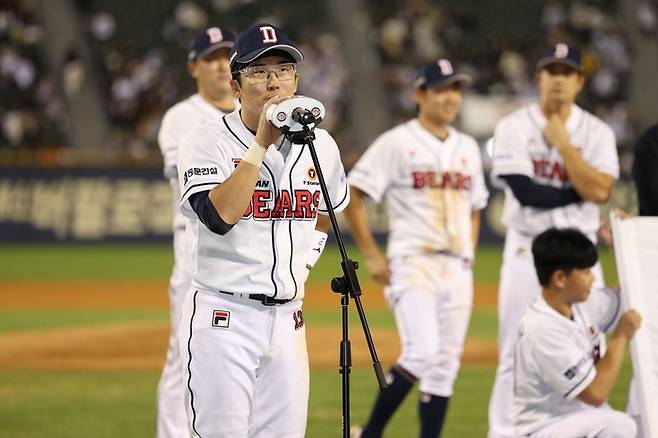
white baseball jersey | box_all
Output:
[514,288,622,436]
[348,120,488,261]
[159,93,236,232]
[177,110,349,300]
[156,93,236,438]
[491,103,619,236]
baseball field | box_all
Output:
[0,243,632,437]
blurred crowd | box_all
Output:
[0,0,66,149]
[373,0,656,152]
[2,0,657,174]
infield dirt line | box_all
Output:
[0,321,497,371]
[0,281,498,310]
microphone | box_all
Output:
[265,95,325,133]
[292,108,317,125]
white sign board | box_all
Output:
[611,214,658,437]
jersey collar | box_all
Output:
[533,293,581,325]
[224,109,256,147]
[409,119,457,147]
[529,103,584,136]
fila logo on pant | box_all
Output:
[212,310,230,328]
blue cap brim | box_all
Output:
[189,41,234,60]
[233,44,303,65]
[536,58,582,71]
[414,73,473,89]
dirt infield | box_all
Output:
[0,281,498,370]
[0,280,498,310]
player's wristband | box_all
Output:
[306,230,328,270]
[241,141,268,166]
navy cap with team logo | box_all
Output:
[188,27,236,61]
[536,43,582,71]
[414,59,472,89]
[229,23,304,73]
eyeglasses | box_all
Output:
[239,63,296,82]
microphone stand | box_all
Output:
[284,116,387,438]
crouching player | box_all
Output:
[514,228,641,438]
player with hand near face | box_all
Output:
[346,59,488,438]
[488,44,620,438]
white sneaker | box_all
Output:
[349,424,363,438]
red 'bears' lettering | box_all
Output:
[412,171,426,189]
[411,171,471,190]
[295,190,313,218]
[243,189,319,220]
[532,159,568,182]
[271,190,293,218]
[252,190,272,219]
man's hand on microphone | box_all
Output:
[265,96,324,131]
[257,95,291,147]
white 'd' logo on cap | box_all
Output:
[207,27,224,43]
[259,26,278,43]
[554,43,569,58]
[438,59,454,75]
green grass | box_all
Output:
[0,370,159,438]
[0,244,174,281]
[0,305,496,342]
[0,243,618,285]
[299,244,617,287]
[0,310,168,333]
[307,366,498,437]
[0,358,634,438]
[0,244,629,437]
[305,307,498,340]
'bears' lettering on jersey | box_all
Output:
[411,170,472,190]
[243,189,320,220]
[532,159,568,182]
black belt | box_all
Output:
[219,291,291,306]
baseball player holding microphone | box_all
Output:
[346,59,489,438]
[177,23,349,437]
[156,26,236,438]
[487,44,620,438]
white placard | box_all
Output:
[611,214,658,437]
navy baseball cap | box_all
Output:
[188,27,236,61]
[230,23,303,73]
[414,59,472,89]
[536,43,582,71]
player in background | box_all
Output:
[156,26,236,438]
[487,43,620,438]
[514,227,640,438]
[632,123,658,217]
[346,59,489,438]
[177,23,348,437]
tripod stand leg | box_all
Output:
[340,293,351,438]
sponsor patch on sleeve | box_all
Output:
[183,167,218,184]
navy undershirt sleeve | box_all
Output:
[189,190,235,235]
[500,174,582,208]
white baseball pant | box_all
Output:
[528,406,637,438]
[179,289,309,438]
[157,228,192,438]
[386,253,473,396]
